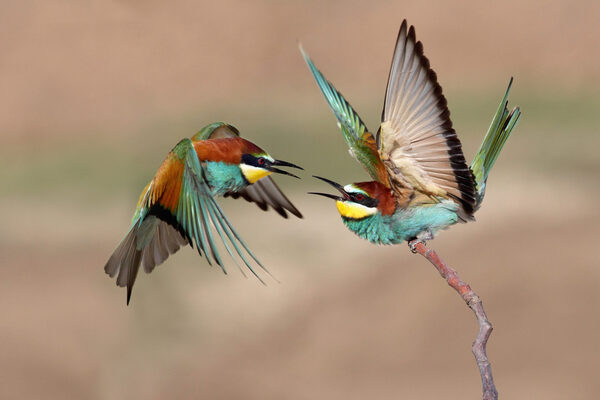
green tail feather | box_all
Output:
[471,78,521,209]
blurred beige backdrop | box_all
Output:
[1,1,599,399]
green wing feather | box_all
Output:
[191,122,240,141]
[300,46,388,184]
[191,122,226,141]
[171,138,268,277]
[471,78,521,209]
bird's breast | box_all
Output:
[204,162,247,196]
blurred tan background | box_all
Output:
[2,0,599,399]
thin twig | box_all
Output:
[410,241,497,400]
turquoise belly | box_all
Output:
[342,201,459,245]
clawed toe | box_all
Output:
[408,239,423,254]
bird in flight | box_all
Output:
[302,20,520,249]
[104,122,303,304]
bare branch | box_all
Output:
[410,241,497,400]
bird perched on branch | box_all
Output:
[104,122,303,304]
[302,20,520,249]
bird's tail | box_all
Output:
[104,215,187,305]
[470,78,521,210]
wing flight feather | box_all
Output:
[380,20,476,216]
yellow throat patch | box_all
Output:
[240,164,272,184]
[336,200,377,219]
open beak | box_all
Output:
[308,175,349,201]
[269,159,303,179]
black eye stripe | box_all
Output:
[241,154,267,167]
[241,153,256,165]
[349,192,379,208]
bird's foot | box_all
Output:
[408,230,434,253]
[408,239,424,254]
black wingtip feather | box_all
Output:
[226,178,302,219]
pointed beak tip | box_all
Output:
[273,159,303,170]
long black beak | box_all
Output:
[308,175,349,201]
[269,159,303,179]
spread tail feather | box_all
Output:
[104,216,187,305]
[471,78,521,210]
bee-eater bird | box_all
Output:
[104,122,303,304]
[302,20,520,248]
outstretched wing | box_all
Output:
[192,121,302,218]
[105,138,269,304]
[300,46,389,186]
[379,20,476,216]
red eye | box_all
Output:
[355,194,364,201]
[258,158,265,166]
